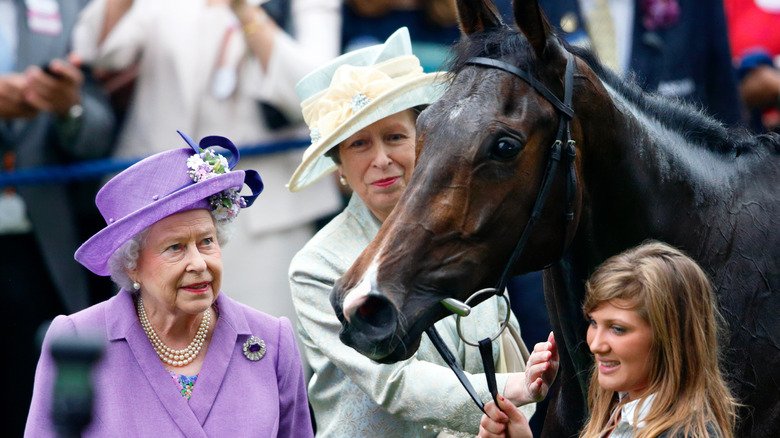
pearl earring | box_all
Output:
[339,175,347,186]
[133,281,141,290]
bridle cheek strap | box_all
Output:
[479,338,500,408]
[478,50,578,293]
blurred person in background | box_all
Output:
[0,0,116,434]
[71,0,344,327]
[340,0,463,71]
[724,0,780,133]
[539,0,743,127]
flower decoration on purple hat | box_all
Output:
[640,0,680,31]
[186,149,247,222]
[243,336,266,361]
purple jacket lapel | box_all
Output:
[107,291,208,438]
[188,293,251,424]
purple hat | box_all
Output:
[75,132,263,276]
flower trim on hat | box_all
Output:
[302,55,424,148]
[350,93,371,112]
[310,128,321,144]
[186,149,247,222]
[304,65,395,146]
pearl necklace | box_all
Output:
[136,296,210,367]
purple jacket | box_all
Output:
[25,290,313,437]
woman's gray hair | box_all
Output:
[107,214,234,292]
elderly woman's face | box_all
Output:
[131,209,222,316]
[337,109,416,222]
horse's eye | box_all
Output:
[490,137,522,161]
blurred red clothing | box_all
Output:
[725,0,780,59]
[724,0,780,131]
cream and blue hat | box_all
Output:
[287,27,449,192]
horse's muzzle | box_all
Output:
[330,282,402,361]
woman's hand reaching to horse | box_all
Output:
[504,332,558,405]
[478,396,533,438]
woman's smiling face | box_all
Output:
[337,109,417,222]
[130,209,222,316]
[586,299,654,401]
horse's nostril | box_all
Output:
[358,295,391,321]
[351,295,397,340]
[358,295,382,317]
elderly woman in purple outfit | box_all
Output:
[25,132,313,437]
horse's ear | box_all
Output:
[513,0,556,58]
[456,0,504,36]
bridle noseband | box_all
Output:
[428,50,579,413]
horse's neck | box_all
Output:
[605,83,738,190]
[579,84,741,248]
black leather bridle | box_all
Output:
[427,50,578,413]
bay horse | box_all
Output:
[329,0,780,436]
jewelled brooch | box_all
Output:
[350,93,370,113]
[243,336,266,361]
[310,128,321,144]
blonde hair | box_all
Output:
[579,241,737,438]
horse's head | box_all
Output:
[331,0,589,363]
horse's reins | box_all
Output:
[428,51,578,413]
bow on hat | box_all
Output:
[177,130,263,213]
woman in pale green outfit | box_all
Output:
[287,28,558,437]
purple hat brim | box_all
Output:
[75,170,245,276]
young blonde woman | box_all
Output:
[479,241,738,438]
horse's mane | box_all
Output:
[448,26,780,156]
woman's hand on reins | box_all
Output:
[478,396,533,438]
[504,331,558,405]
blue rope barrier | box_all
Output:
[0,138,309,188]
